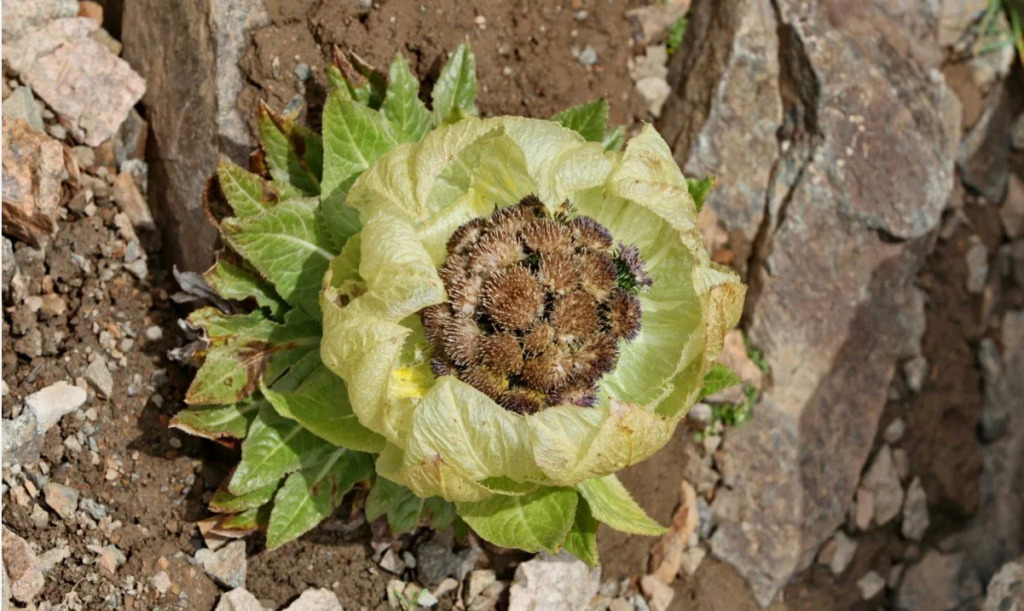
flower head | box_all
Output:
[320,115,744,529]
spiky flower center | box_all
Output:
[421,195,652,414]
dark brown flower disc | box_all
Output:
[420,194,652,413]
[481,265,545,330]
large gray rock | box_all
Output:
[664,0,959,606]
[983,557,1024,611]
[508,551,601,611]
[121,0,268,271]
[1,0,78,42]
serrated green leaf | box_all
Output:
[320,91,405,248]
[185,310,319,406]
[563,498,600,566]
[382,53,431,141]
[424,497,457,531]
[456,487,578,553]
[229,403,336,495]
[216,160,278,218]
[262,352,386,453]
[266,448,373,549]
[551,98,609,143]
[603,125,626,152]
[576,475,666,536]
[258,103,323,195]
[203,259,287,317]
[699,362,742,399]
[326,50,387,109]
[431,44,478,124]
[221,197,336,320]
[686,176,716,212]
[210,481,279,513]
[366,477,424,534]
[169,399,260,440]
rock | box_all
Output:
[883,418,906,444]
[465,570,498,606]
[892,448,911,481]
[150,570,171,595]
[77,1,103,25]
[2,87,45,132]
[965,236,989,294]
[635,77,671,118]
[2,526,43,603]
[2,0,78,41]
[578,45,598,66]
[648,480,698,582]
[888,563,906,588]
[2,18,145,147]
[508,552,600,611]
[639,575,674,611]
[857,571,885,600]
[904,356,929,394]
[93,544,126,574]
[415,541,475,586]
[663,0,959,602]
[1002,174,1024,240]
[897,550,965,611]
[2,118,64,245]
[37,544,70,574]
[958,81,1013,204]
[828,532,858,576]
[862,446,905,526]
[2,413,41,469]
[678,546,706,577]
[122,0,270,270]
[853,487,875,531]
[195,540,246,589]
[114,109,147,165]
[112,170,155,230]
[1013,113,1024,152]
[625,0,691,45]
[215,588,263,611]
[84,358,114,397]
[982,557,1024,611]
[283,588,343,610]
[902,477,930,542]
[43,482,79,520]
[379,548,405,575]
[25,381,87,434]
[687,403,713,429]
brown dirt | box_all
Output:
[240,0,646,131]
[1,200,388,609]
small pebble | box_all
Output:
[579,45,598,66]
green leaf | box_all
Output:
[424,497,457,531]
[203,259,287,317]
[576,475,666,536]
[366,477,424,534]
[320,91,405,248]
[258,103,323,195]
[431,44,478,125]
[382,53,431,141]
[210,481,279,513]
[229,403,337,495]
[215,505,271,533]
[170,399,260,440]
[326,49,387,109]
[551,98,609,143]
[686,176,716,212]
[563,498,600,566]
[602,125,626,152]
[266,448,373,549]
[699,362,742,399]
[185,310,320,406]
[262,353,386,453]
[216,160,278,218]
[221,197,336,320]
[456,487,578,553]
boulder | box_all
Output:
[663,0,959,605]
[121,0,268,271]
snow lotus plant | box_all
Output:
[175,45,745,561]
